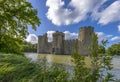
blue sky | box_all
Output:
[26,0,120,47]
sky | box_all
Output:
[26,0,120,47]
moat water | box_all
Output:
[25,53,120,80]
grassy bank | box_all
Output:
[0,53,68,82]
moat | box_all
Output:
[25,53,120,80]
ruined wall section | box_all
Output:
[37,33,52,54]
[78,26,94,55]
[64,39,78,55]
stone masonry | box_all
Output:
[37,26,94,55]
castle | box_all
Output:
[37,26,94,55]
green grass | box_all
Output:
[38,54,91,67]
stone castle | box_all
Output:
[37,26,94,55]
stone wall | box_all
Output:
[64,39,78,55]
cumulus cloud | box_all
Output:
[26,34,38,44]
[110,36,120,41]
[46,0,120,26]
[64,31,78,40]
[118,25,120,32]
[46,31,78,42]
[96,32,113,41]
[46,0,106,26]
[98,0,120,25]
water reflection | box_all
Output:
[112,56,120,70]
[25,53,38,62]
[25,53,120,80]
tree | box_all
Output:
[89,33,113,82]
[107,43,120,56]
[101,40,108,47]
[98,40,108,54]
[98,45,105,54]
[0,0,40,54]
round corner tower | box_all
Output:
[78,26,94,42]
[52,31,65,54]
[78,26,94,56]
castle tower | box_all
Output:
[52,31,65,54]
[37,33,49,53]
[78,26,94,55]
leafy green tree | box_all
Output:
[0,0,40,54]
[89,33,113,82]
[97,40,108,54]
[107,43,120,56]
[101,40,108,47]
[98,45,105,54]
[0,35,23,54]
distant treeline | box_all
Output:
[106,42,120,56]
[23,42,37,52]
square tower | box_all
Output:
[52,31,65,54]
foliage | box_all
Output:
[71,52,90,82]
[101,40,109,47]
[89,34,113,82]
[23,41,37,52]
[98,45,105,54]
[0,53,68,82]
[71,33,113,82]
[107,43,120,56]
[97,40,109,54]
[0,0,40,54]
[0,34,24,54]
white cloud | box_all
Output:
[46,0,120,26]
[118,25,120,32]
[46,0,106,26]
[98,0,120,25]
[46,31,78,42]
[64,31,78,40]
[26,34,38,44]
[96,32,113,41]
[111,36,120,41]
